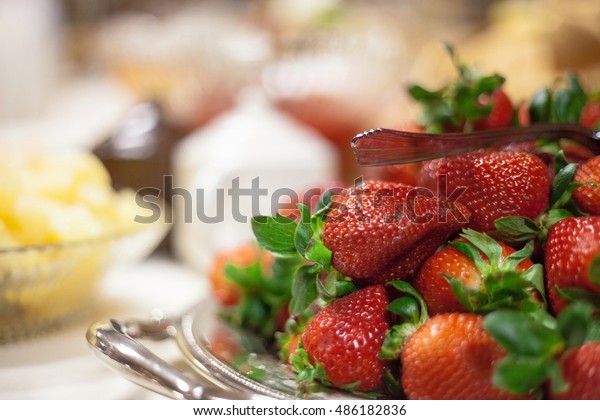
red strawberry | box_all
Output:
[580,100,600,130]
[472,88,515,131]
[419,151,551,232]
[368,229,461,284]
[209,243,269,306]
[545,216,600,315]
[299,285,390,392]
[401,313,529,399]
[207,325,243,365]
[322,180,470,282]
[414,229,540,315]
[517,100,531,127]
[278,181,345,220]
[551,342,600,399]
[408,45,513,134]
[572,155,600,216]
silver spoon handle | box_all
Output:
[351,123,600,166]
[86,316,246,400]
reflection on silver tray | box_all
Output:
[87,299,359,400]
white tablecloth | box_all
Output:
[0,254,208,399]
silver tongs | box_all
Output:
[351,123,600,166]
[86,313,249,400]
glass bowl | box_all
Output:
[0,220,170,344]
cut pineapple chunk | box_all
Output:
[0,147,142,246]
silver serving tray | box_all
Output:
[86,300,355,400]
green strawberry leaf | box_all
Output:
[380,323,418,360]
[335,280,357,298]
[557,302,594,348]
[446,275,482,312]
[485,271,534,302]
[484,310,564,358]
[553,150,570,174]
[316,269,337,300]
[529,87,552,123]
[294,203,332,271]
[540,209,574,235]
[489,302,600,396]
[221,252,296,339]
[585,319,600,342]
[551,72,586,123]
[388,280,429,324]
[408,84,445,101]
[550,162,578,207]
[527,72,588,126]
[387,296,420,325]
[294,204,313,256]
[555,286,600,308]
[486,306,570,397]
[448,241,485,269]
[446,230,544,313]
[522,264,547,305]
[476,74,505,94]
[305,240,332,271]
[315,270,355,303]
[381,280,429,359]
[312,187,337,218]
[490,216,540,247]
[493,355,558,397]
[409,44,510,133]
[502,240,535,271]
[290,265,318,316]
[290,341,332,395]
[383,368,405,399]
[252,214,298,256]
[224,261,262,288]
[457,229,503,269]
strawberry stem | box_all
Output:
[446,229,545,313]
[380,280,428,360]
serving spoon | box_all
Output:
[351,123,600,166]
[87,303,358,400]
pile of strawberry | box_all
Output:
[209,48,600,399]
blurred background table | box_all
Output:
[1,0,600,400]
[0,253,207,399]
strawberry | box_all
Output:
[419,150,551,232]
[209,242,295,338]
[472,88,515,131]
[579,100,600,130]
[551,342,600,399]
[206,325,243,365]
[517,101,531,126]
[296,285,390,393]
[545,216,600,315]
[414,229,543,315]
[209,242,268,306]
[488,150,592,252]
[572,155,600,216]
[321,180,470,283]
[368,229,461,285]
[401,312,527,399]
[408,44,514,133]
[278,181,345,220]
